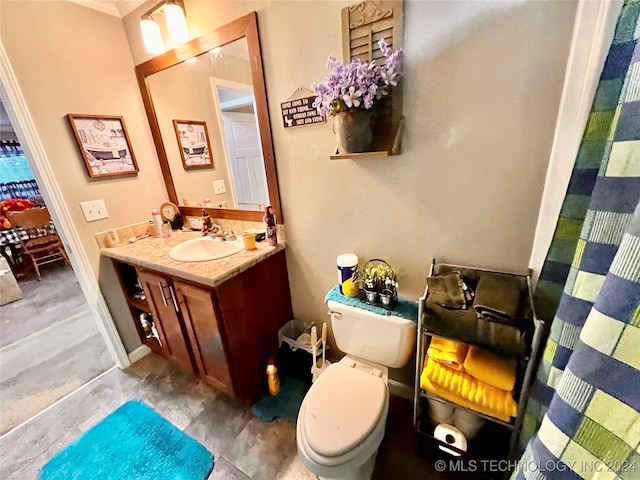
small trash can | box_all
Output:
[277,319,325,384]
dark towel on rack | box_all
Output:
[425,296,527,356]
[473,273,522,324]
[427,271,473,309]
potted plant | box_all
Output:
[379,266,399,309]
[361,259,399,308]
[362,261,382,304]
[312,39,404,154]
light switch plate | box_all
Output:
[213,180,226,195]
[80,199,109,222]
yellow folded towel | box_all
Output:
[463,345,517,392]
[421,358,517,420]
[421,376,512,423]
[427,337,468,371]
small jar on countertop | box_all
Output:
[106,229,119,248]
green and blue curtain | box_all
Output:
[514,1,640,478]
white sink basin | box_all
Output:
[169,236,244,262]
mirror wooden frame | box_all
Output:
[135,12,282,223]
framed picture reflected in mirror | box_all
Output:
[172,120,214,170]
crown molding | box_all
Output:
[65,0,147,19]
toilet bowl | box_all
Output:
[296,299,416,480]
[296,357,389,480]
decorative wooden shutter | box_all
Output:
[342,0,404,154]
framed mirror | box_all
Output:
[135,12,282,223]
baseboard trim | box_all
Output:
[389,378,414,400]
[128,345,151,364]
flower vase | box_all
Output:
[379,288,397,310]
[334,110,374,154]
[363,285,378,305]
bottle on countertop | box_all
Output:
[162,221,172,238]
[263,205,277,246]
[151,209,163,237]
[201,209,213,236]
[105,229,119,248]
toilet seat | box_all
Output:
[303,363,386,457]
[296,361,389,477]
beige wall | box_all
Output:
[2,0,577,354]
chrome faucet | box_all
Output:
[207,224,237,241]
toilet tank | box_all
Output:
[327,300,416,368]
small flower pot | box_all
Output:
[364,287,379,305]
[379,288,397,309]
[334,110,374,154]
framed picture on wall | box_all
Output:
[67,114,139,178]
[172,120,214,170]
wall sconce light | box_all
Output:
[140,0,189,54]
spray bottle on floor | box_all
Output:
[266,356,280,396]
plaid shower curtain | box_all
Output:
[514,1,640,478]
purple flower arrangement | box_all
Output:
[312,39,404,117]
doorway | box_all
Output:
[210,77,269,211]
[0,110,114,435]
[222,111,269,211]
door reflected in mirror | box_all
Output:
[146,38,269,211]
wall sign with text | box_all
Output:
[280,96,325,129]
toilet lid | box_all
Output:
[303,363,386,457]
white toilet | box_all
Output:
[296,300,416,480]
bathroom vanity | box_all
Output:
[102,231,292,405]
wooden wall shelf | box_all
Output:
[330,151,389,160]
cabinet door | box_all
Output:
[174,280,234,396]
[137,270,194,374]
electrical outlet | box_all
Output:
[213,180,226,195]
[80,199,109,222]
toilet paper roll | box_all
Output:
[434,423,467,457]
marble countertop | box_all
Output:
[100,230,285,288]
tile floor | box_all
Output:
[0,353,464,480]
[0,265,113,435]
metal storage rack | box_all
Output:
[413,259,546,462]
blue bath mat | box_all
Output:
[251,376,306,422]
[39,400,214,480]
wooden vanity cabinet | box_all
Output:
[113,250,292,405]
[136,269,196,375]
[173,280,233,396]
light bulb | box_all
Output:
[140,18,164,54]
[164,2,189,44]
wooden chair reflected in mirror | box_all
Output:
[6,208,71,280]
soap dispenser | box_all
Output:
[201,209,213,236]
